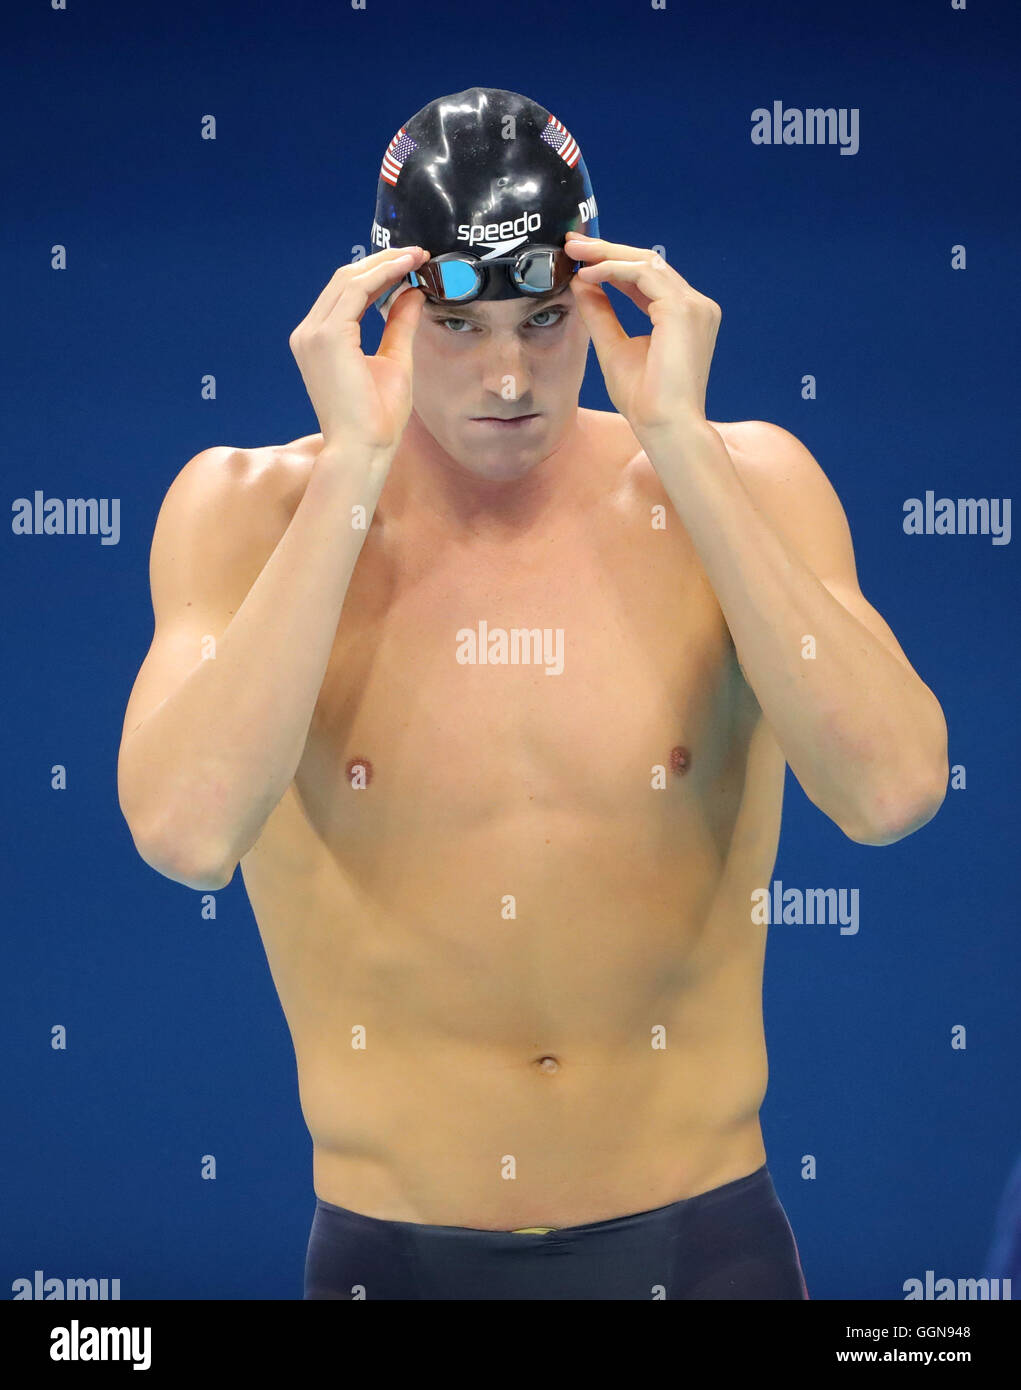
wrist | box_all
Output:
[634,417,742,514]
[315,438,395,475]
[310,441,395,507]
[633,410,712,455]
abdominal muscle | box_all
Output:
[239,765,780,1230]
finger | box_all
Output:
[376,280,426,370]
[582,274,652,317]
[567,238,697,295]
[300,247,427,331]
[323,250,428,329]
[568,276,630,361]
[574,256,676,315]
[565,235,653,265]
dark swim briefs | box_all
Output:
[303,1163,809,1300]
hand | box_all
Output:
[564,234,722,441]
[288,246,431,456]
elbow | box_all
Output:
[842,803,940,847]
[163,853,237,892]
[840,764,949,847]
[118,758,238,889]
[152,844,236,891]
[836,693,949,846]
[126,818,237,891]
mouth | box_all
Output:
[469,414,540,428]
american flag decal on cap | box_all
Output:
[380,126,418,187]
[540,114,580,167]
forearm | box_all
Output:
[121,445,389,884]
[641,421,947,842]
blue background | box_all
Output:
[2,0,1018,1300]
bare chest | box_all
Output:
[295,478,748,851]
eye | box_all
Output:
[428,306,570,335]
[526,306,569,330]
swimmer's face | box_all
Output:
[396,286,591,481]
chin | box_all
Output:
[459,449,541,482]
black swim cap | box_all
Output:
[370,86,599,314]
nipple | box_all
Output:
[345,756,374,787]
[670,745,691,776]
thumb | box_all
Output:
[569,276,628,374]
[377,286,425,371]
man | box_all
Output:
[117,87,948,1299]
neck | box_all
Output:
[378,408,598,542]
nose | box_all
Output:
[479,332,533,404]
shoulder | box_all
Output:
[711,419,852,537]
[615,414,827,493]
[149,437,317,590]
[161,435,316,525]
[710,419,827,485]
[714,420,860,585]
[605,413,806,469]
[626,416,859,583]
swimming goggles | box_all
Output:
[406,245,579,303]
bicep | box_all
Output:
[728,420,917,672]
[119,446,244,744]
